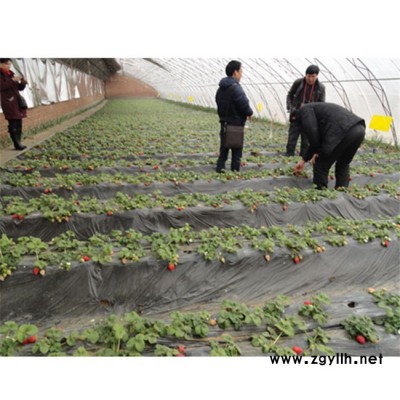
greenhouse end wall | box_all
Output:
[105,74,157,98]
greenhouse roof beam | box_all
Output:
[52,58,121,80]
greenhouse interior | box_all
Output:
[0,57,399,360]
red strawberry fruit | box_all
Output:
[292,346,303,355]
[304,301,312,306]
[178,345,185,354]
[22,335,37,345]
[33,267,40,276]
[82,255,91,262]
[11,213,19,220]
[293,256,300,264]
[355,335,366,345]
[28,335,37,343]
[168,263,176,271]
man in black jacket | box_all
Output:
[285,65,326,157]
[293,103,366,189]
[215,60,253,172]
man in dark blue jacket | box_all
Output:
[215,60,253,172]
[293,103,366,189]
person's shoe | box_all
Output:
[284,152,295,157]
[10,131,26,150]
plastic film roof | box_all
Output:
[119,58,400,146]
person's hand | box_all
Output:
[310,153,319,165]
[12,75,22,82]
[293,159,305,176]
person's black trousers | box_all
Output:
[313,122,366,189]
[8,119,24,150]
[216,124,243,172]
[286,122,309,157]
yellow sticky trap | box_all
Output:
[188,96,193,102]
[257,103,263,112]
[369,115,393,132]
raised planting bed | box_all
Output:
[1,290,399,356]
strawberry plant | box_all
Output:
[274,315,307,337]
[32,328,65,356]
[17,236,49,274]
[370,289,400,334]
[154,344,180,357]
[210,334,241,356]
[72,346,90,356]
[251,315,307,356]
[324,235,348,247]
[298,293,331,325]
[125,334,147,355]
[341,316,379,344]
[0,235,22,281]
[0,321,38,356]
[251,332,296,356]
[50,231,81,251]
[87,315,128,355]
[262,295,290,324]
[123,312,161,348]
[217,300,264,330]
[3,196,31,219]
[36,193,75,223]
[251,237,275,257]
[165,311,211,339]
[306,327,335,356]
